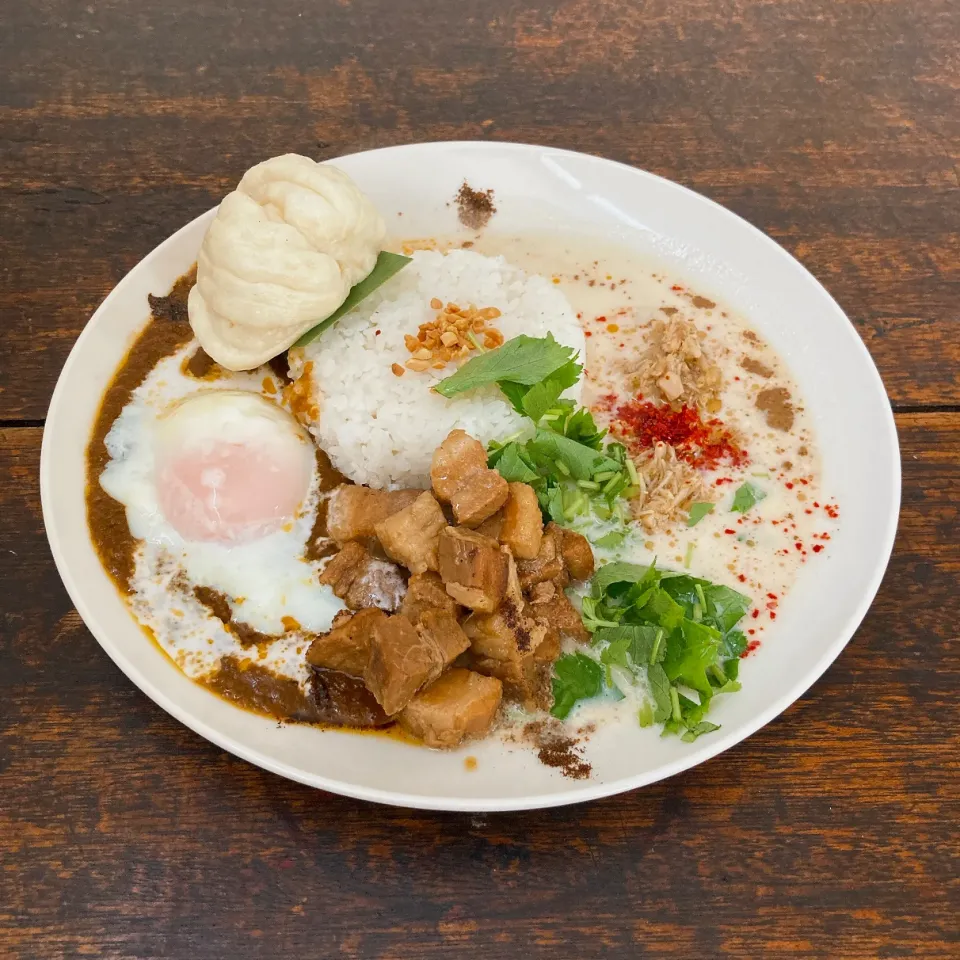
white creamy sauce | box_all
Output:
[412,232,839,730]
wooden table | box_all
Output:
[2,2,958,956]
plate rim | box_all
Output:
[40,139,901,811]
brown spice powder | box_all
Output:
[455,181,496,230]
[523,720,592,780]
[756,386,795,431]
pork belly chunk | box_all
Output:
[399,571,461,624]
[431,429,508,527]
[326,485,422,542]
[430,429,488,500]
[306,609,393,727]
[416,609,471,681]
[305,607,384,676]
[310,668,392,728]
[318,540,406,612]
[555,524,595,581]
[499,482,543,560]
[375,491,447,574]
[437,526,509,613]
[527,580,591,643]
[516,523,567,590]
[364,612,465,715]
[398,669,503,748]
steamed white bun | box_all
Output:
[188,154,385,370]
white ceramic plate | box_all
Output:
[41,142,900,811]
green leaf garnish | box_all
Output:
[647,663,673,723]
[687,502,715,526]
[730,481,767,514]
[528,429,621,482]
[295,251,411,347]
[680,720,721,742]
[519,360,582,422]
[559,560,750,741]
[550,652,604,720]
[434,333,578,398]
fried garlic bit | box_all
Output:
[400,300,504,372]
[630,441,711,532]
[632,316,723,412]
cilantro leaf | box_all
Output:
[295,251,411,346]
[680,720,721,742]
[594,529,626,549]
[519,360,582,422]
[702,585,751,634]
[592,561,658,596]
[635,588,686,632]
[647,663,673,723]
[434,334,577,398]
[731,481,767,514]
[595,624,663,669]
[553,405,607,449]
[528,429,621,482]
[497,380,529,414]
[490,442,540,487]
[722,628,748,660]
[550,652,604,719]
[687,502,715,526]
[663,619,722,695]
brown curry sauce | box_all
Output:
[83,267,409,734]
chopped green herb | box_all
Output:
[594,529,626,549]
[647,663,673,723]
[560,560,750,740]
[680,721,721,742]
[518,360,582,421]
[687,502,715,526]
[731,481,767,514]
[550,652,604,720]
[295,251,411,346]
[434,333,578,398]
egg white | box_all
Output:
[99,342,344,684]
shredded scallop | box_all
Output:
[631,316,723,412]
[630,442,711,532]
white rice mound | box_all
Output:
[291,249,586,489]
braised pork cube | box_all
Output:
[430,429,488,500]
[318,541,406,612]
[475,509,504,541]
[416,609,471,682]
[305,607,384,675]
[468,628,560,712]
[527,580,591,643]
[516,524,567,590]
[365,613,453,715]
[500,482,543,560]
[555,523,595,581]
[431,429,508,527]
[451,470,509,528]
[463,605,549,660]
[310,667,392,727]
[400,571,461,624]
[398,669,503,748]
[375,491,447,574]
[326,485,422,542]
[437,526,508,613]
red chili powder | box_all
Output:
[611,398,747,469]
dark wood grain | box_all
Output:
[2,2,959,957]
[1,414,958,959]
[1,0,959,419]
